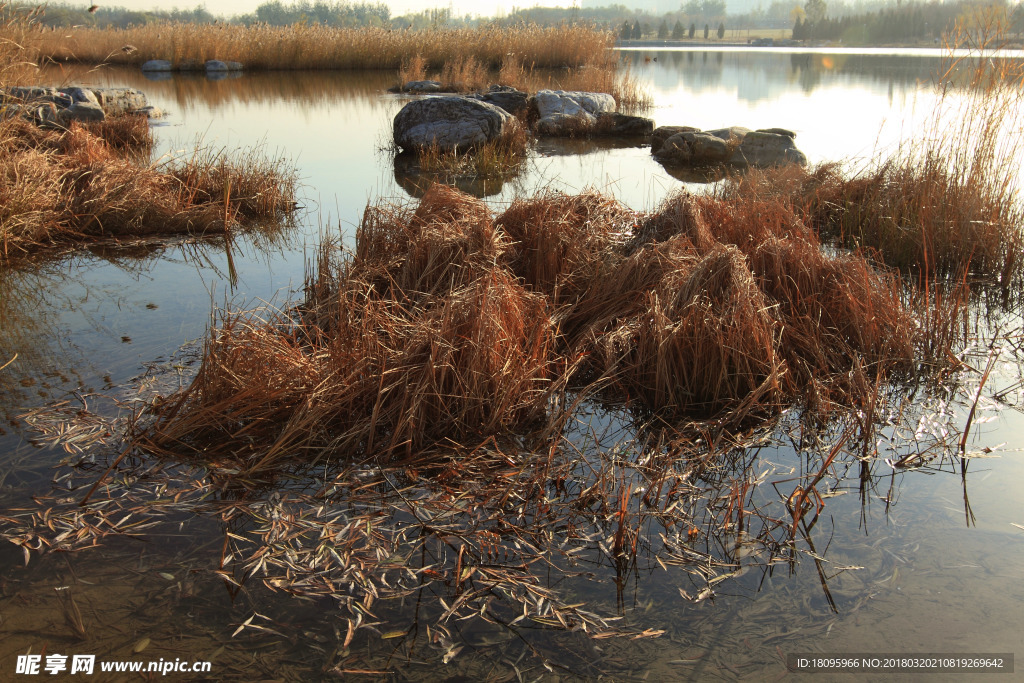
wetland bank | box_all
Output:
[3,8,1024,682]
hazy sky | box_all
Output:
[103,1,554,18]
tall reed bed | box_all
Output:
[135,183,960,474]
[35,23,615,72]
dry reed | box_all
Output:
[134,183,963,472]
[34,23,615,72]
[0,115,298,257]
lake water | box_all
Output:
[1,49,1023,680]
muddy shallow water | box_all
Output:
[2,50,1024,681]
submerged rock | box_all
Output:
[393,96,519,153]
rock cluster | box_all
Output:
[652,125,806,167]
[1,86,159,126]
[393,87,654,151]
[391,86,805,170]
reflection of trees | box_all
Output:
[634,49,948,98]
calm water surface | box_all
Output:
[1,50,1023,680]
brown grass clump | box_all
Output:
[0,114,297,257]
[136,184,963,473]
[600,244,785,414]
[497,190,634,300]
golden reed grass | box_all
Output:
[135,183,962,473]
[36,23,615,72]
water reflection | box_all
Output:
[2,50,1024,680]
[392,153,515,199]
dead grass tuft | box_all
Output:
[135,184,965,472]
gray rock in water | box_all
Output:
[729,131,807,167]
[533,90,616,135]
[393,96,519,153]
[653,125,806,168]
[62,101,106,123]
[480,85,529,115]
[92,88,149,116]
[206,60,243,72]
[655,131,733,165]
[756,127,796,139]
[404,80,442,93]
[133,105,163,119]
[59,87,100,106]
[595,112,654,137]
[651,125,699,154]
[4,86,73,109]
[141,59,173,72]
[704,126,753,142]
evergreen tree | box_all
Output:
[703,23,709,39]
[688,22,696,38]
[632,19,642,39]
[620,20,632,39]
[717,22,725,38]
[672,20,685,39]
[657,20,668,39]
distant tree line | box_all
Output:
[237,1,391,28]
[793,0,1024,44]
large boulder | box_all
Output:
[650,125,699,154]
[533,90,616,136]
[62,102,106,123]
[393,96,519,153]
[654,131,734,165]
[595,112,654,137]
[729,130,807,166]
[91,88,148,115]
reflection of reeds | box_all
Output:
[134,182,961,473]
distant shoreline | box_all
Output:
[615,38,1024,51]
